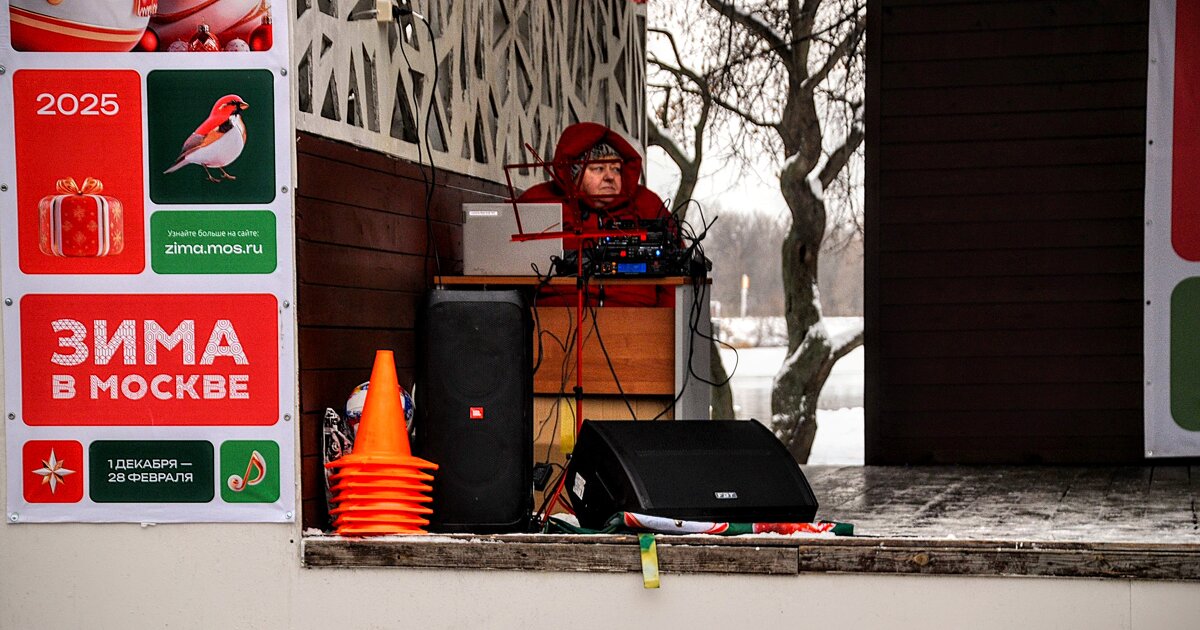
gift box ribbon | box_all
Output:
[55,177,105,196]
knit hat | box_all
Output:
[571,142,622,182]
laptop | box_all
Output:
[462,202,564,275]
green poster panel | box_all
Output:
[89,441,214,503]
[1171,277,1200,431]
[151,210,277,274]
[219,440,280,503]
[147,69,276,204]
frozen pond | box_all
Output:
[717,317,864,464]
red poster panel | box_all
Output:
[20,294,279,426]
[13,69,145,274]
[1173,0,1200,259]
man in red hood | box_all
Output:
[518,122,675,306]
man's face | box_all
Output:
[578,159,622,208]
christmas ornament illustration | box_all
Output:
[9,0,156,52]
[37,177,126,258]
[149,0,271,51]
[187,23,220,51]
[163,94,249,183]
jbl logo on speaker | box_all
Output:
[469,407,484,420]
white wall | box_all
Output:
[3,515,1200,630]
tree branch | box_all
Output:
[802,12,866,94]
[828,320,864,365]
[704,0,794,71]
[646,117,691,169]
[818,103,864,189]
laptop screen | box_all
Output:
[462,203,564,275]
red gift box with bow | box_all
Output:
[38,177,126,258]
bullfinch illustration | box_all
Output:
[164,94,249,183]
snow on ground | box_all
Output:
[717,316,864,465]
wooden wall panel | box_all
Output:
[295,132,510,528]
[865,0,1147,463]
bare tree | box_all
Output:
[647,0,865,462]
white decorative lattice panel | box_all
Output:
[294,0,646,188]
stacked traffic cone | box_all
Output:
[325,350,438,535]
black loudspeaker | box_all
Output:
[415,289,532,533]
[565,420,818,529]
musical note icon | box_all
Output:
[227,450,267,492]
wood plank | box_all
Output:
[297,241,431,292]
[298,411,321,456]
[877,189,1143,222]
[297,131,512,201]
[877,328,1141,357]
[881,51,1146,89]
[880,302,1141,332]
[880,137,1145,170]
[296,136,510,224]
[868,436,1143,464]
[300,535,1200,580]
[879,355,1141,384]
[882,80,1147,116]
[877,382,1141,411]
[533,306,675,395]
[881,0,1147,34]
[532,396,674,470]
[882,218,1141,250]
[298,284,421,329]
[299,368,409,414]
[882,23,1148,61]
[795,540,1200,581]
[878,248,1141,278]
[299,452,324,502]
[880,108,1146,143]
[297,198,434,253]
[302,535,797,574]
[298,327,414,370]
[871,411,1142,438]
[879,163,1144,197]
[878,274,1142,304]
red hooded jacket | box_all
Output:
[518,122,673,307]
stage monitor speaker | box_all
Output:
[415,289,532,533]
[565,420,818,529]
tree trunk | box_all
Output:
[710,340,735,418]
[770,157,835,463]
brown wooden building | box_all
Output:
[865,0,1148,464]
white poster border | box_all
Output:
[0,6,299,521]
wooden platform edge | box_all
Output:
[301,534,1200,581]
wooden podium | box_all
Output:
[434,276,712,465]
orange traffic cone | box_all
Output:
[326,350,438,536]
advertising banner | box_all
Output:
[1146,0,1200,456]
[1,1,296,522]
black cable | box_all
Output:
[395,3,443,287]
[587,303,638,420]
[534,463,569,526]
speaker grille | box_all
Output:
[416,290,532,532]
